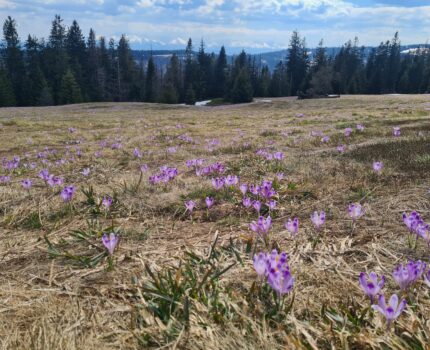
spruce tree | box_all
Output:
[59,69,82,104]
[2,16,25,105]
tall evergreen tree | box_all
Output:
[2,16,25,105]
[44,15,69,104]
[286,31,309,95]
[145,55,157,102]
[214,46,228,98]
[59,69,82,104]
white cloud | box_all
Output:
[195,0,225,15]
[170,36,187,45]
[118,5,136,14]
[136,0,190,8]
[0,0,16,9]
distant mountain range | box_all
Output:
[132,44,430,72]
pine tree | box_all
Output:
[0,69,16,106]
[59,69,82,104]
[25,35,50,105]
[2,16,25,105]
[86,28,102,101]
[286,31,309,96]
[117,35,138,101]
[231,68,253,103]
[214,46,227,98]
[145,55,157,102]
[44,15,69,104]
[161,54,181,103]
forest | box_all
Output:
[1,15,430,106]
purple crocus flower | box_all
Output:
[337,144,346,153]
[133,147,142,158]
[356,124,365,131]
[81,168,90,176]
[39,169,50,181]
[373,161,383,174]
[393,260,426,291]
[0,175,11,183]
[225,175,239,186]
[402,211,421,233]
[359,272,385,302]
[311,211,325,230]
[321,136,330,143]
[242,197,251,208]
[250,216,272,237]
[102,232,119,255]
[267,268,294,297]
[21,179,32,189]
[285,218,299,237]
[276,172,285,181]
[140,164,148,173]
[185,200,196,213]
[61,185,75,202]
[267,199,277,210]
[239,183,248,195]
[253,252,267,278]
[344,128,353,137]
[393,127,401,137]
[250,184,260,196]
[253,200,262,214]
[371,294,406,326]
[211,177,225,190]
[205,197,214,209]
[102,196,113,209]
[273,152,284,161]
[349,203,364,221]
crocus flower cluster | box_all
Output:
[253,250,294,297]
[256,149,285,161]
[393,127,401,137]
[149,166,178,184]
[359,271,406,325]
[186,158,205,169]
[2,156,20,171]
[196,162,225,176]
[392,260,426,291]
[356,124,365,131]
[0,175,11,183]
[402,211,430,245]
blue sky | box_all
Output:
[0,0,429,53]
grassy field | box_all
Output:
[1,95,430,349]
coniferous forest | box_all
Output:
[1,15,430,107]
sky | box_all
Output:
[0,0,429,53]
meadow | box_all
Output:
[1,95,430,349]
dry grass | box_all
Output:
[1,95,430,349]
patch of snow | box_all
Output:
[195,100,211,106]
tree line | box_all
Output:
[1,15,430,107]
